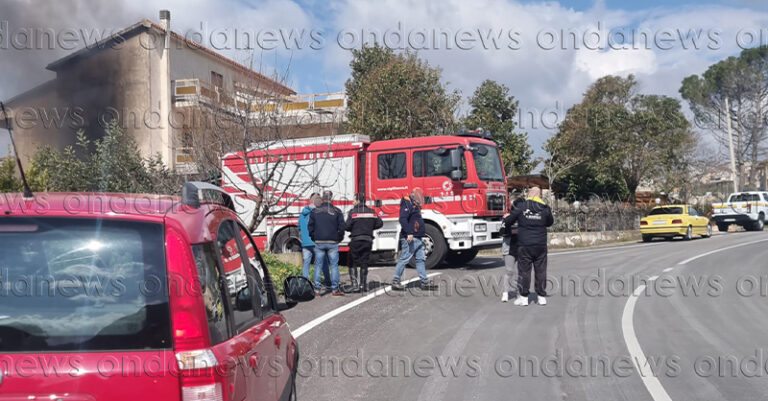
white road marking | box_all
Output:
[622,284,674,401]
[622,237,768,401]
[662,268,674,273]
[677,238,768,265]
[292,272,442,338]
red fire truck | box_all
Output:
[221,131,508,268]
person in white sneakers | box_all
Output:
[500,198,525,302]
[503,187,554,306]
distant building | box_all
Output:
[5,11,346,172]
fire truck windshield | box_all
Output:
[472,144,504,182]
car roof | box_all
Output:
[0,192,240,244]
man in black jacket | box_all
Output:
[391,187,434,290]
[345,194,383,292]
[504,187,554,306]
[308,190,346,296]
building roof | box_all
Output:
[45,18,295,96]
[507,174,552,190]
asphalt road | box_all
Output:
[283,231,768,401]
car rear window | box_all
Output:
[730,194,760,202]
[0,217,170,352]
[649,207,683,215]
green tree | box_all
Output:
[548,75,694,203]
[345,44,461,141]
[462,80,534,175]
[680,46,768,190]
[0,153,21,192]
[25,121,180,194]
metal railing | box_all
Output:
[172,79,346,113]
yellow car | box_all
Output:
[640,205,712,242]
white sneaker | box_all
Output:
[538,296,547,306]
[501,292,509,302]
[513,295,528,306]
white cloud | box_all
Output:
[4,0,768,160]
[574,48,657,80]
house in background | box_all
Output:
[6,10,346,173]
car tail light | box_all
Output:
[177,349,225,401]
[165,225,208,351]
[640,221,648,226]
[746,204,752,213]
[166,225,226,401]
[672,219,683,225]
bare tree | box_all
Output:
[541,139,583,201]
[176,56,344,234]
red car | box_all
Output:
[0,182,314,401]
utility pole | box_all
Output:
[725,97,739,193]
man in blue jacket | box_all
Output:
[299,193,330,289]
[308,190,346,296]
[391,188,434,290]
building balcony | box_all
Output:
[174,146,198,174]
[172,79,347,118]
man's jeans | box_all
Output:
[313,243,340,291]
[302,246,331,286]
[393,237,428,283]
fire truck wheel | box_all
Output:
[409,224,447,270]
[272,227,303,254]
[445,249,479,266]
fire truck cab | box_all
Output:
[222,131,508,269]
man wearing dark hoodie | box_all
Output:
[504,187,554,306]
[308,190,346,296]
[345,193,383,293]
[391,188,434,290]
[299,193,331,288]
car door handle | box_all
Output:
[275,335,281,348]
[249,353,259,368]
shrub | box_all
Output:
[2,121,184,194]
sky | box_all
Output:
[2,0,768,162]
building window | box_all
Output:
[181,132,193,148]
[211,71,224,89]
[378,152,406,180]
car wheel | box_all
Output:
[757,216,765,231]
[445,249,480,266]
[272,227,303,254]
[684,226,693,241]
[717,223,730,233]
[407,224,447,269]
[703,224,712,238]
[642,235,653,243]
